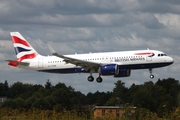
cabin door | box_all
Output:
[146,55,152,62]
[38,58,43,68]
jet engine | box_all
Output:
[98,64,131,77]
[99,64,119,75]
[114,69,131,77]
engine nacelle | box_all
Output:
[114,69,131,77]
[99,64,119,76]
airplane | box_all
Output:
[7,32,174,83]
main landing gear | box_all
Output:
[149,68,154,79]
[87,69,103,83]
[96,76,103,83]
[87,76,103,83]
[87,76,94,82]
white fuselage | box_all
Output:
[19,49,174,74]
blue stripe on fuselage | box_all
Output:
[119,62,173,69]
[38,62,173,74]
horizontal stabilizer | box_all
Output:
[6,60,29,67]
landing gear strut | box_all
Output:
[149,68,154,79]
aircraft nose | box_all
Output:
[168,57,174,64]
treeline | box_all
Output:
[0,78,180,117]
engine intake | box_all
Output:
[99,64,119,76]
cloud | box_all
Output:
[0,0,179,94]
[0,40,13,52]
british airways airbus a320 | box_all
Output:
[7,32,174,83]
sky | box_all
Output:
[0,0,180,94]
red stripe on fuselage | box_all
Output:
[12,36,30,47]
[135,52,154,55]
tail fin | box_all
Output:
[10,32,39,61]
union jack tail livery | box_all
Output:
[10,32,38,61]
[7,32,40,67]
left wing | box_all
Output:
[47,44,102,70]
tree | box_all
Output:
[0,80,9,96]
[32,98,50,110]
[54,82,68,90]
[4,80,9,96]
[86,92,94,104]
[155,78,180,112]
[178,92,180,106]
[45,96,56,109]
[45,79,52,89]
[25,96,38,109]
[70,91,86,106]
[126,83,141,103]
[93,91,111,105]
[32,87,50,98]
[52,88,73,109]
[131,81,156,111]
[0,83,4,96]
[105,97,122,106]
[111,80,128,103]
[8,82,25,98]
[1,99,17,109]
[156,78,180,95]
[8,82,38,99]
[14,98,25,108]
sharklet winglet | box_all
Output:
[47,44,56,54]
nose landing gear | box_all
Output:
[149,68,154,79]
[150,74,154,79]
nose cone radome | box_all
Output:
[168,57,174,64]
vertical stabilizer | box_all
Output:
[10,32,39,61]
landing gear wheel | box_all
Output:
[150,74,154,79]
[96,77,103,83]
[87,76,94,82]
[149,68,154,79]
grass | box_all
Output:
[0,108,92,120]
[1,107,180,120]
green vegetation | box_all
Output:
[1,78,180,119]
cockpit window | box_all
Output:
[158,54,167,57]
